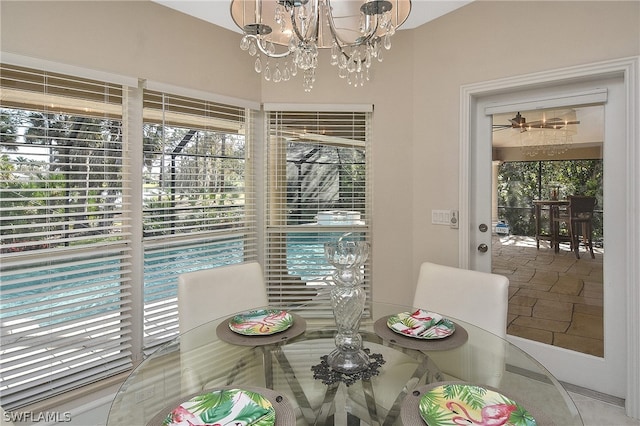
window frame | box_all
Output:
[140,88,258,352]
[0,63,133,409]
[262,105,373,318]
[0,60,260,409]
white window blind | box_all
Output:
[264,109,372,317]
[0,64,132,409]
[142,90,257,350]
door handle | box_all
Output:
[477,243,488,253]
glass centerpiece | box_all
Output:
[324,234,370,373]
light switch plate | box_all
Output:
[431,209,451,225]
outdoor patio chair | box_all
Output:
[553,195,597,259]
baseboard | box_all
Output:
[505,363,626,408]
[561,381,626,408]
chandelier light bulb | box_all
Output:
[230,0,411,91]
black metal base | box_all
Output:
[311,348,385,386]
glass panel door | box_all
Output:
[491,105,604,357]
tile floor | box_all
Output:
[570,391,640,425]
[489,235,640,423]
[492,235,604,356]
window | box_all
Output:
[0,62,366,409]
[0,64,131,408]
[263,108,372,316]
[141,90,256,351]
[0,64,257,408]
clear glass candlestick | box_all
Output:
[324,235,370,373]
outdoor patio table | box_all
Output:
[107,301,582,425]
[533,199,570,252]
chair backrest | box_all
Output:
[413,262,509,338]
[567,195,597,218]
[177,261,267,334]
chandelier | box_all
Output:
[230,0,412,92]
[520,124,576,158]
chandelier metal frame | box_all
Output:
[230,0,412,91]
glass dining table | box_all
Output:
[107,302,582,425]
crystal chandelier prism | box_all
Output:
[230,0,412,92]
[520,126,575,157]
[519,111,579,158]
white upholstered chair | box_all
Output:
[177,261,267,334]
[413,261,509,338]
[177,261,268,394]
[412,262,510,387]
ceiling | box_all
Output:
[152,0,474,33]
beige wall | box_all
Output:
[0,1,261,101]
[409,0,639,296]
[1,1,639,306]
[258,30,417,305]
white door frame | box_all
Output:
[459,57,639,419]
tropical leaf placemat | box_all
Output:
[419,383,536,426]
[373,316,468,351]
[387,310,455,339]
[217,312,306,346]
[229,310,293,336]
[161,388,274,426]
[400,382,552,426]
[147,386,295,426]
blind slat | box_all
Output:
[264,110,372,316]
[0,63,132,410]
[141,89,256,352]
[1,320,133,370]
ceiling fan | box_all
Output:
[493,112,580,132]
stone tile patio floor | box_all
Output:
[492,235,604,357]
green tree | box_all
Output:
[1,108,124,250]
[497,159,603,241]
